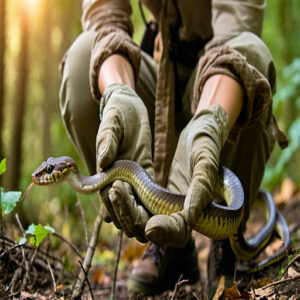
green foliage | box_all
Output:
[263,59,300,188]
[0,158,22,214]
[24,223,55,247]
[273,59,300,113]
[0,158,6,176]
[0,188,22,214]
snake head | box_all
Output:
[32,156,77,185]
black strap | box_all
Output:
[139,1,158,57]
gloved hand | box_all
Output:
[144,104,230,247]
[96,83,154,242]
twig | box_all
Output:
[52,232,83,259]
[47,258,56,292]
[0,244,23,257]
[76,194,89,247]
[192,291,201,300]
[8,266,21,294]
[21,245,39,290]
[262,274,300,290]
[280,253,300,280]
[14,214,27,264]
[0,234,15,245]
[171,274,189,300]
[78,260,94,300]
[15,213,25,235]
[71,205,103,299]
[111,230,123,300]
[15,213,29,294]
[0,233,62,263]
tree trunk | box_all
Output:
[0,0,5,163]
[6,2,29,190]
[42,0,52,159]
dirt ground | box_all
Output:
[0,189,299,299]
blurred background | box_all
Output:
[0,0,299,249]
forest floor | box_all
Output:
[0,180,299,300]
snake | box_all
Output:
[32,156,290,272]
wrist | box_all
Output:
[98,54,135,95]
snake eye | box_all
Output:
[46,165,54,174]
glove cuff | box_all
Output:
[99,83,137,120]
[192,104,231,146]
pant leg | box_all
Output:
[59,31,157,175]
[59,32,99,174]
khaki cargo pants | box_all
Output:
[59,31,275,225]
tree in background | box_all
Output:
[41,0,53,159]
[6,1,30,190]
[0,0,5,165]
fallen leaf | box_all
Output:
[251,285,274,299]
[121,239,147,265]
[213,275,225,300]
[240,290,252,300]
[274,178,297,209]
[92,268,111,286]
[247,277,273,289]
[287,267,300,277]
[221,282,241,300]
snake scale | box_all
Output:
[32,156,290,272]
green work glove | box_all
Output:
[145,104,230,247]
[96,84,153,242]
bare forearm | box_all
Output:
[196,74,244,127]
[98,54,135,95]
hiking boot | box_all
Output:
[207,239,236,299]
[127,237,200,295]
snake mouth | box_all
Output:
[32,173,47,185]
[31,172,60,185]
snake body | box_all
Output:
[32,156,290,272]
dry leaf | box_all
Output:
[121,239,147,264]
[221,282,241,300]
[247,277,273,289]
[240,290,252,300]
[274,178,297,209]
[251,285,274,299]
[213,275,225,300]
[92,268,111,286]
[288,295,299,300]
[287,267,300,277]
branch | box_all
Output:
[76,194,89,247]
[71,205,103,299]
[280,253,300,280]
[52,232,83,260]
[171,274,189,300]
[111,230,123,299]
[78,260,94,300]
[262,274,300,290]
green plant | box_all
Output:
[263,58,300,188]
[0,158,22,232]
[19,223,55,247]
[0,157,55,247]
